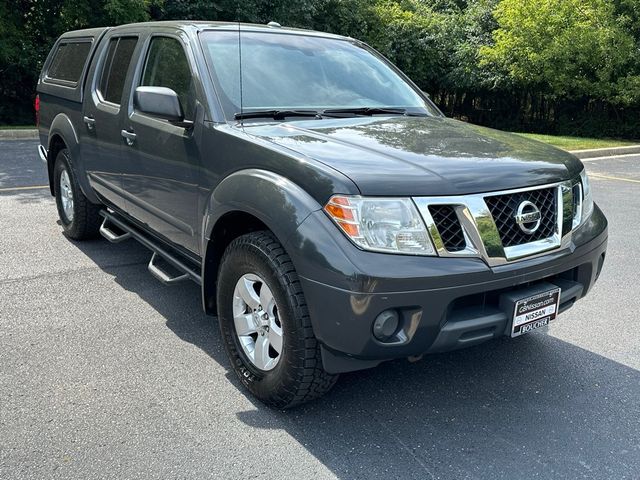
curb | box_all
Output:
[570,145,640,159]
[0,129,38,140]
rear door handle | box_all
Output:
[121,129,136,146]
[83,116,95,130]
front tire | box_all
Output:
[217,231,338,409]
[53,149,101,240]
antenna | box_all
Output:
[237,20,244,128]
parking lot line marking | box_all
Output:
[582,153,640,161]
[0,185,49,192]
[589,173,640,184]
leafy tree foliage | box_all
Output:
[480,0,640,101]
[1,0,640,137]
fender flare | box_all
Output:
[200,168,324,313]
[47,114,99,203]
[202,168,323,249]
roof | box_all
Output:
[59,26,109,39]
[85,20,350,41]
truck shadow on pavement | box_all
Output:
[73,238,640,480]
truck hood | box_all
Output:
[242,116,583,196]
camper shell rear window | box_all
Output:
[45,39,93,86]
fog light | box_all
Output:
[373,309,399,341]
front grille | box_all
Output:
[485,187,557,247]
[428,205,466,252]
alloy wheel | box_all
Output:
[232,273,283,371]
[59,168,74,223]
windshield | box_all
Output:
[199,30,440,120]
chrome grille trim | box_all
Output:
[413,180,579,267]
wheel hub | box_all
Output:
[252,308,270,335]
[232,273,283,371]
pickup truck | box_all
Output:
[36,21,608,408]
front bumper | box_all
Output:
[286,204,608,374]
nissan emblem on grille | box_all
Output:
[515,200,542,234]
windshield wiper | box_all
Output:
[234,109,322,121]
[234,107,429,121]
[321,107,428,117]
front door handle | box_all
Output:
[121,129,136,146]
[83,116,96,130]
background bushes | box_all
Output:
[2,0,639,138]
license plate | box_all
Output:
[511,287,561,337]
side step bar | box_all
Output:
[99,211,201,286]
[148,252,190,285]
[99,218,131,243]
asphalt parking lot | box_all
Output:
[1,139,638,479]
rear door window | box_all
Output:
[46,40,93,84]
[98,37,138,105]
[140,37,195,120]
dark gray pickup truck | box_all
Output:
[37,21,607,408]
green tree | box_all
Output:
[2,0,640,137]
[160,0,319,26]
[362,1,454,92]
[311,0,373,40]
[479,0,640,102]
[447,0,499,91]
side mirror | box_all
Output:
[134,86,183,122]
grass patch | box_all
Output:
[514,133,638,151]
[0,125,36,130]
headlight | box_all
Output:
[324,195,435,255]
[580,168,594,222]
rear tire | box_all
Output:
[217,231,338,409]
[53,148,101,240]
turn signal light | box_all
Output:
[324,196,361,239]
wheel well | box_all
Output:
[202,211,270,315]
[47,135,66,195]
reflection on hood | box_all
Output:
[242,116,583,196]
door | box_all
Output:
[81,35,139,209]
[120,34,201,254]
